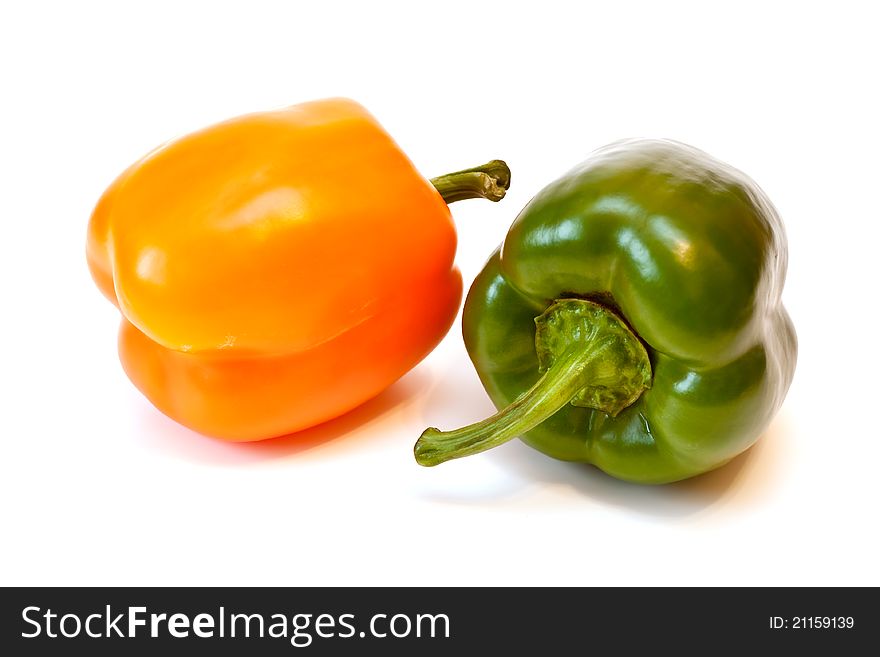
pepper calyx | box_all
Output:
[535,298,651,417]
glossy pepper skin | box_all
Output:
[416,140,796,483]
[87,98,509,440]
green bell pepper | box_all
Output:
[415,139,797,484]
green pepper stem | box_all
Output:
[430,160,511,203]
[415,347,593,466]
[414,298,652,467]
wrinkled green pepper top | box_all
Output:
[416,139,797,484]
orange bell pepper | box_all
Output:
[87,98,510,440]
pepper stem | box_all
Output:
[430,160,511,203]
[414,299,652,467]
[416,348,594,466]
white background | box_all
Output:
[2,1,878,586]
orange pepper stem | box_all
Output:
[430,160,511,204]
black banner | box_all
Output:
[1,587,873,654]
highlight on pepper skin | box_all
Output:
[414,139,797,484]
[86,97,510,441]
